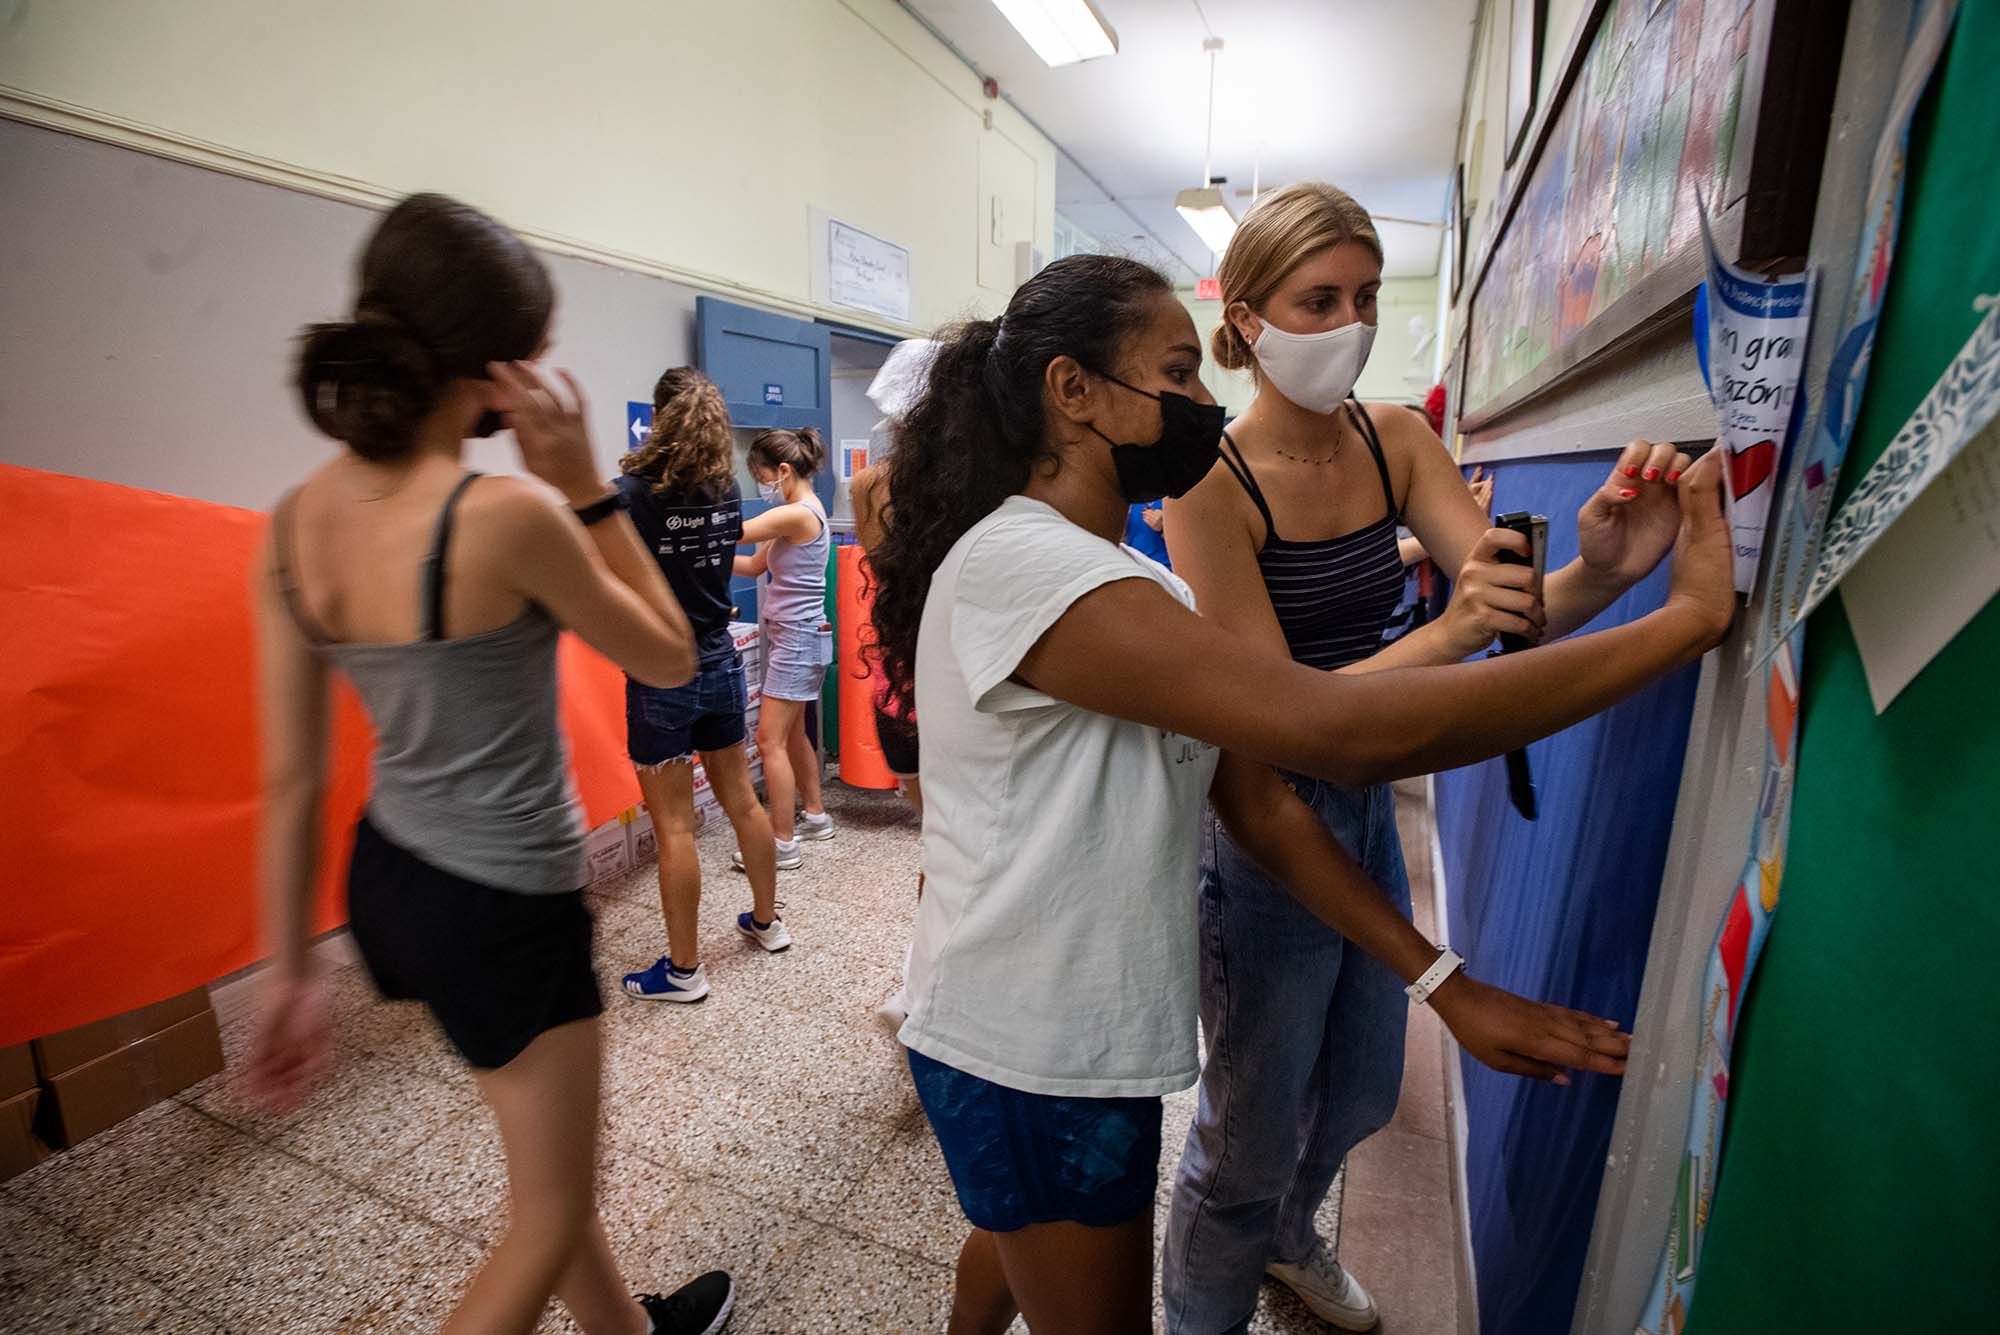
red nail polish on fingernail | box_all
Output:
[1625,465,1640,477]
[1667,470,1682,483]
[1644,468,1660,481]
[1619,488,1638,499]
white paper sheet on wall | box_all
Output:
[1791,301,2000,627]
[1841,414,2000,711]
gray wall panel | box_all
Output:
[1,117,701,512]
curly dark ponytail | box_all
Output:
[622,366,734,494]
[868,253,1171,718]
[296,193,552,460]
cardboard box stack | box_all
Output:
[28,987,223,1152]
[582,813,633,883]
[698,621,765,817]
[0,1041,48,1181]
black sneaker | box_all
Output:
[638,1272,735,1335]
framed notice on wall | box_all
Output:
[826,218,911,324]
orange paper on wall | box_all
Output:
[0,465,641,1045]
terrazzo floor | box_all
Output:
[1,778,1461,1334]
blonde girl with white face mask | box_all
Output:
[1159,182,1700,1334]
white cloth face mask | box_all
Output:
[1249,319,1378,414]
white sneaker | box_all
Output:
[736,911,792,952]
[1267,1243,1379,1331]
[795,810,836,842]
[733,838,802,873]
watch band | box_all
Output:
[1405,947,1464,1007]
[572,491,627,527]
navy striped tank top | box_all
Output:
[1219,399,1406,672]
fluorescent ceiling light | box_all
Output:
[1175,186,1238,256]
[991,0,1119,67]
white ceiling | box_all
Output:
[904,0,1478,285]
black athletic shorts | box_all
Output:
[874,704,920,778]
[346,818,602,1069]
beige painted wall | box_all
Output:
[1359,275,1442,404]
[1176,293,1260,417]
[0,0,1055,332]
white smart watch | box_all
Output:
[1405,947,1465,1007]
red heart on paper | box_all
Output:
[1728,439,1778,498]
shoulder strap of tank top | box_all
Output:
[1217,429,1276,546]
[1343,399,1399,522]
[269,488,334,644]
[421,472,484,642]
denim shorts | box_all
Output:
[625,653,747,765]
[908,1047,1163,1232]
[761,618,831,703]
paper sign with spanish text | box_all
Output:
[1694,197,1815,593]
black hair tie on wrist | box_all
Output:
[573,491,628,527]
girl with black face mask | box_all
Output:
[866,253,1735,1331]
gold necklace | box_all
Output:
[1271,405,1361,466]
[1273,430,1346,467]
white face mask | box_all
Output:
[757,479,785,504]
[1248,319,1377,415]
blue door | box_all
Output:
[697,296,835,621]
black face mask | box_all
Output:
[1085,371,1227,503]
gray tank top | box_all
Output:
[761,498,830,626]
[273,473,583,893]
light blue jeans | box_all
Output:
[1163,775,1412,1335]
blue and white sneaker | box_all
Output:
[623,957,710,1003]
[736,912,792,953]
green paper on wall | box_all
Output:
[1689,4,2000,1329]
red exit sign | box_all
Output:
[1197,277,1222,300]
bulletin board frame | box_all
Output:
[1457,0,1848,433]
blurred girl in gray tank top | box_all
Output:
[243,193,735,1333]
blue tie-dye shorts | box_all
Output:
[906,1047,1163,1232]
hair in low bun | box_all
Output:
[295,192,554,460]
[296,315,441,461]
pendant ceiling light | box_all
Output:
[1175,37,1236,258]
